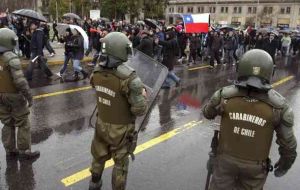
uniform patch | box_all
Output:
[253,67,261,75]
[0,65,3,71]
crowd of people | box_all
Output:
[1,13,300,85]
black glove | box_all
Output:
[274,157,293,177]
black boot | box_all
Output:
[74,71,80,81]
[81,70,88,80]
[18,150,40,161]
[89,173,102,190]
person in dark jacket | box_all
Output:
[41,23,55,56]
[155,30,180,88]
[70,28,88,81]
[223,31,236,65]
[177,30,188,59]
[52,20,59,42]
[56,28,73,77]
[263,33,279,64]
[137,31,154,57]
[189,33,199,64]
[21,27,32,59]
[26,21,53,81]
[255,34,264,50]
[210,31,223,67]
[131,28,141,48]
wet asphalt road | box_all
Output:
[0,55,300,190]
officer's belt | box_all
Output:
[220,153,269,165]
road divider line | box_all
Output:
[271,75,295,88]
[188,65,210,71]
[61,120,203,187]
[33,86,92,100]
[33,75,295,100]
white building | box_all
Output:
[166,0,300,28]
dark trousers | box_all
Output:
[44,39,55,54]
[189,49,197,62]
[210,154,268,190]
[210,49,221,66]
[51,32,59,42]
[26,52,53,80]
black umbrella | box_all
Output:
[144,19,161,30]
[218,26,235,31]
[12,9,47,22]
[63,13,81,20]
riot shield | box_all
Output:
[125,50,169,130]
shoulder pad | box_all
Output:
[267,89,287,109]
[221,85,244,99]
[2,52,20,69]
[115,64,135,79]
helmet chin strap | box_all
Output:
[99,54,123,68]
[235,77,272,92]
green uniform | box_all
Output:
[203,85,297,190]
[90,64,147,190]
[0,51,33,153]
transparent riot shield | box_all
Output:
[125,50,169,130]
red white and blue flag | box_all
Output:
[182,13,210,33]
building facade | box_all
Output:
[166,0,300,28]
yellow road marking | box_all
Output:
[33,86,92,100]
[188,65,210,71]
[61,120,203,187]
[271,75,295,88]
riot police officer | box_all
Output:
[89,32,148,190]
[0,28,40,160]
[203,49,297,190]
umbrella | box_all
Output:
[278,29,291,34]
[12,9,47,22]
[56,23,89,50]
[63,13,81,20]
[136,20,145,25]
[257,28,272,34]
[144,19,161,30]
[100,17,110,22]
[218,26,235,31]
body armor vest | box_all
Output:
[219,96,275,161]
[92,70,134,125]
[0,54,17,93]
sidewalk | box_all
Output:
[20,41,93,67]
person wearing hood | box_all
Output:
[26,21,53,81]
[69,28,88,81]
[56,28,74,77]
[155,30,180,88]
[136,30,154,58]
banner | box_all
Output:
[90,10,100,20]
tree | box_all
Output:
[144,0,168,19]
[48,0,69,21]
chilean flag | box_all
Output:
[183,13,210,33]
